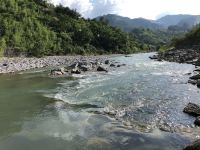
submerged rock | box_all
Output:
[183,103,200,117]
[149,55,158,60]
[110,64,116,67]
[183,140,200,150]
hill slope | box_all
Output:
[0,0,141,57]
[97,14,200,32]
[156,15,200,28]
[173,24,200,49]
[96,14,163,32]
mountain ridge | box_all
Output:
[96,14,200,32]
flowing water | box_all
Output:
[0,53,199,150]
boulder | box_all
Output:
[188,79,197,85]
[110,64,116,67]
[71,68,81,74]
[2,63,8,67]
[105,60,110,64]
[194,68,200,72]
[197,80,200,88]
[195,58,200,66]
[190,74,200,80]
[97,66,108,72]
[68,63,78,69]
[183,140,200,150]
[183,103,200,117]
[149,55,158,59]
[50,68,67,76]
[194,116,200,126]
[80,64,92,72]
[50,71,63,76]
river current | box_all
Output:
[0,53,199,150]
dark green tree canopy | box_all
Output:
[0,0,142,57]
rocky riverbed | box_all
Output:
[150,49,200,150]
[0,55,121,74]
[150,48,200,89]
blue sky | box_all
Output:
[50,0,200,19]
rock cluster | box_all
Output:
[182,103,200,150]
[49,56,128,77]
[152,49,200,63]
[0,56,109,74]
[183,140,200,150]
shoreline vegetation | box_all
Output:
[0,0,146,58]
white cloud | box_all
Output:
[49,0,200,19]
[49,0,93,17]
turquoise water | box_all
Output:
[0,53,199,150]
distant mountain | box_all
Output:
[156,14,200,28]
[96,14,163,32]
[96,14,200,32]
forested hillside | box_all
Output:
[173,24,200,49]
[0,0,142,57]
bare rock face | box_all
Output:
[183,140,200,150]
[183,103,200,117]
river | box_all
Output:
[0,53,199,150]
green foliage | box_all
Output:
[131,28,185,51]
[0,0,142,57]
[173,24,200,48]
[0,38,6,56]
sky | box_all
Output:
[49,0,200,20]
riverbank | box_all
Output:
[150,48,200,87]
[0,55,118,74]
[150,49,200,150]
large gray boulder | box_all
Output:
[183,140,200,150]
[183,103,200,116]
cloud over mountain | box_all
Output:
[49,0,200,19]
[49,0,122,18]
